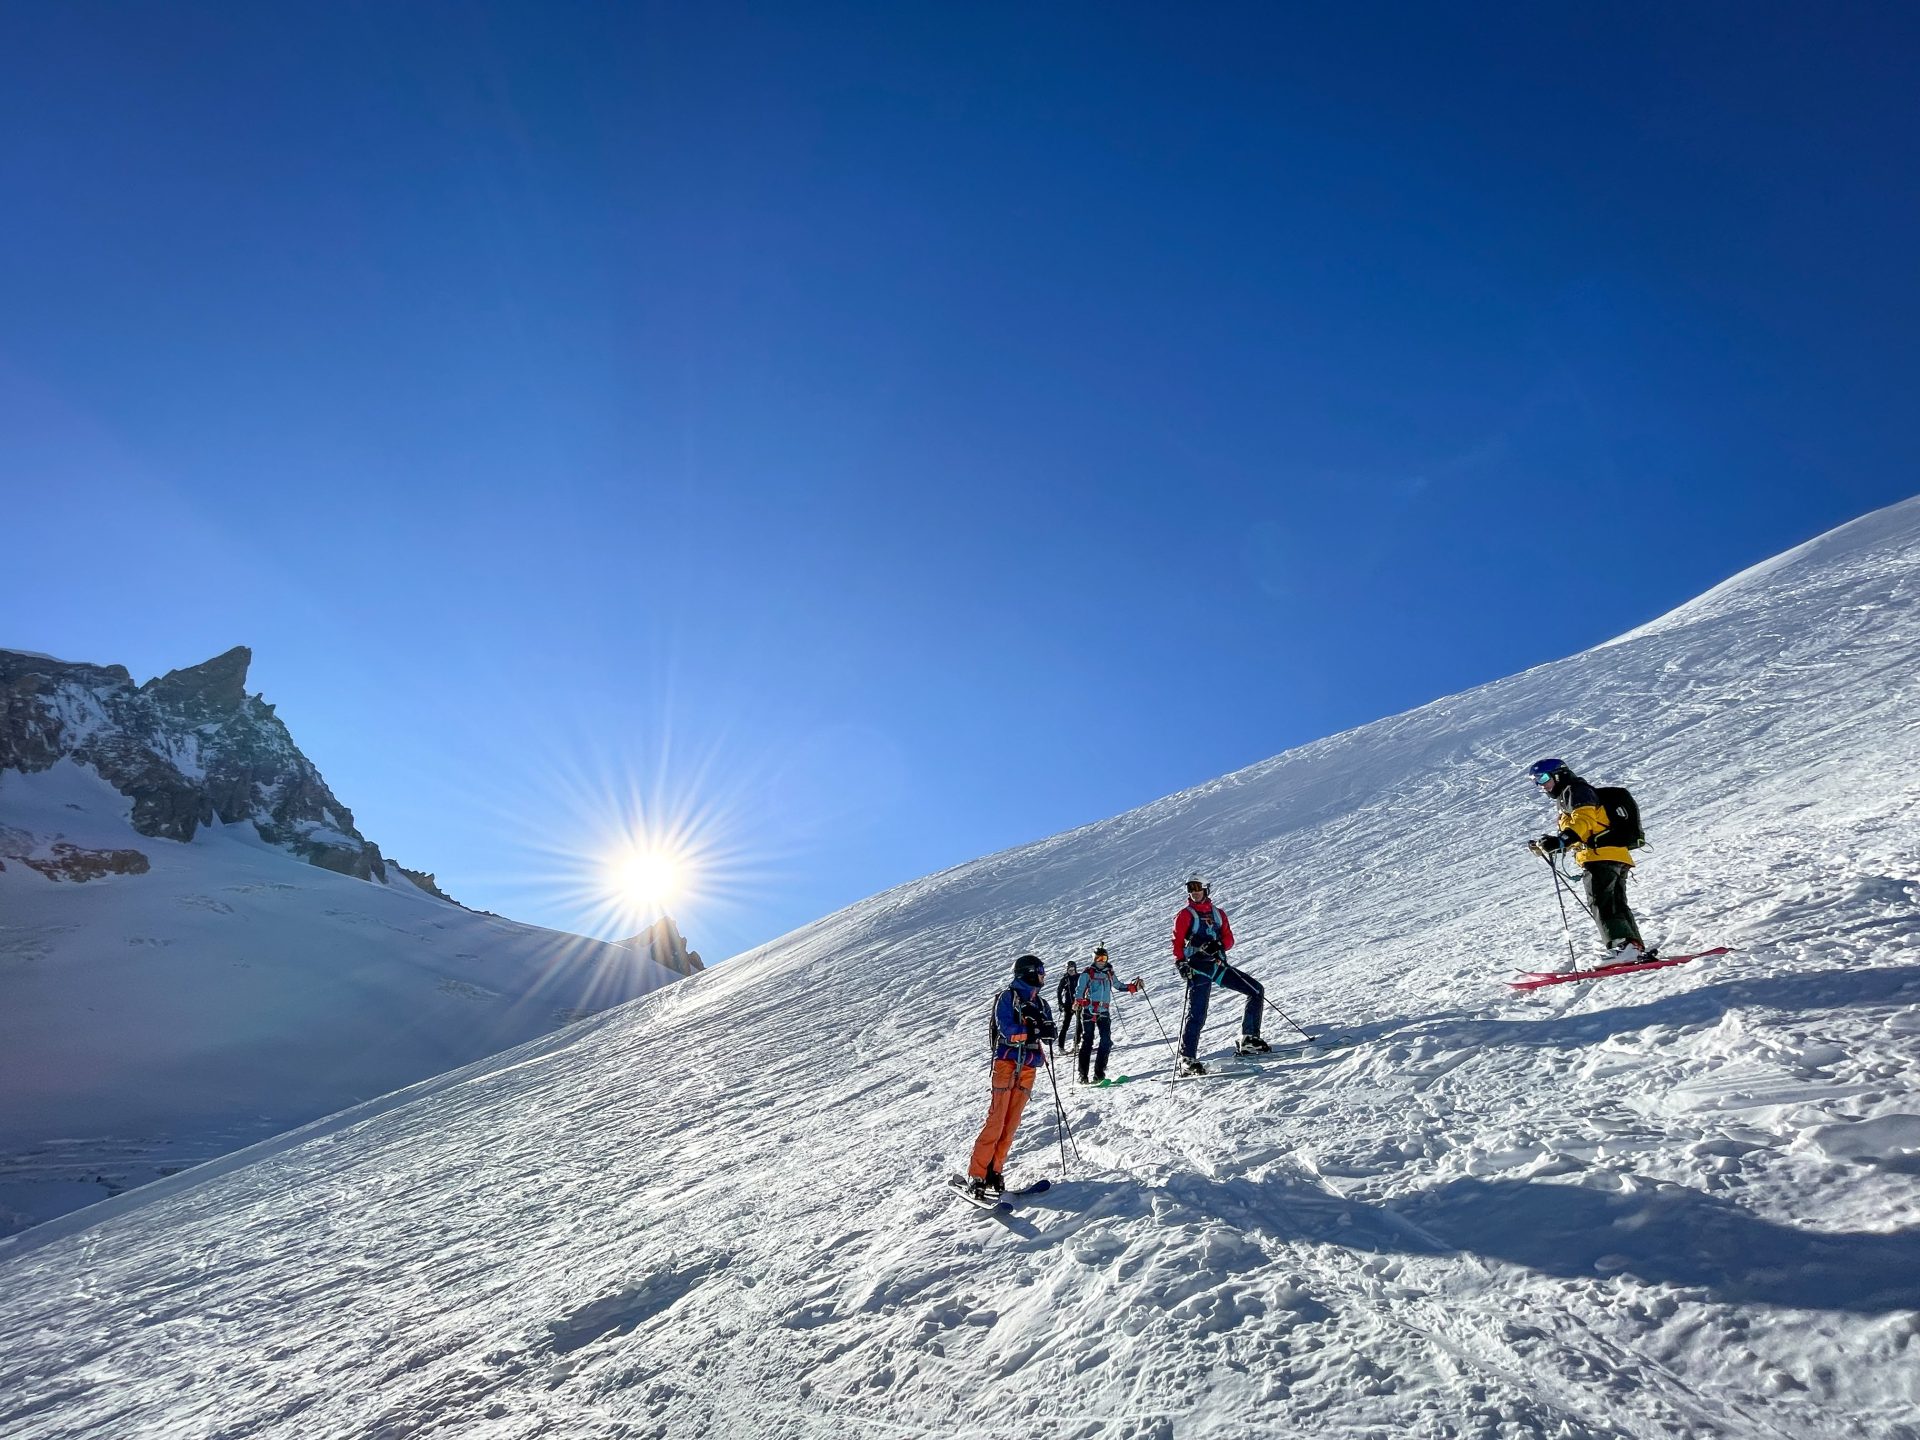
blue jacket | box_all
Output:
[992,980,1055,1066]
[1073,965,1138,1017]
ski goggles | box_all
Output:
[1532,772,1556,787]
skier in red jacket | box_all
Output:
[1173,877,1270,1075]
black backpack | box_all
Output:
[1594,785,1645,850]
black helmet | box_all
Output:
[1013,954,1045,985]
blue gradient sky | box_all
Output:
[6,4,1917,960]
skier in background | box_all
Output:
[1073,945,1141,1084]
[1526,758,1650,960]
[1054,960,1081,1055]
[1173,877,1271,1075]
[967,954,1057,1198]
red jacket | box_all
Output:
[1173,899,1234,965]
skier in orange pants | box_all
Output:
[967,953,1056,1199]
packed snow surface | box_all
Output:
[3,498,1920,1438]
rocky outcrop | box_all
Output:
[620,915,704,977]
[143,647,251,722]
[1,647,393,885]
[391,864,463,906]
[0,834,151,881]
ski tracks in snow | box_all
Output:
[6,501,1920,1437]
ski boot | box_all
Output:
[1235,1035,1273,1055]
[1176,1056,1208,1077]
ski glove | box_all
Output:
[1533,833,1566,855]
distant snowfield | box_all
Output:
[0,760,676,1234]
[4,498,1919,1439]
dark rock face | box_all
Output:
[620,915,705,977]
[142,646,251,722]
[0,836,151,881]
[0,647,392,884]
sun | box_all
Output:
[608,847,685,913]
[488,722,774,953]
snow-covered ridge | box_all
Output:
[3,500,1918,1438]
[0,644,396,881]
[1605,493,1920,648]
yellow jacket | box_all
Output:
[1556,778,1636,867]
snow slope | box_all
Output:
[0,760,678,1235]
[3,498,1919,1438]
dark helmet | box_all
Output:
[1527,758,1571,790]
[1013,954,1046,985]
[1090,946,1113,970]
[1092,944,1108,959]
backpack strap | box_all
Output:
[1185,904,1219,945]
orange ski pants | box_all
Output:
[968,1059,1037,1180]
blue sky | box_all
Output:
[6,4,1917,960]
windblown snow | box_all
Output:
[4,498,1919,1439]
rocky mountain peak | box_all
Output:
[141,645,252,720]
[1,645,399,884]
[619,915,704,977]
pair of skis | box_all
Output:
[1507,946,1731,991]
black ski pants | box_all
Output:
[1057,1007,1083,1055]
[1077,1012,1113,1082]
[1179,956,1265,1059]
[1583,860,1643,949]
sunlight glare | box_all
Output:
[611,847,683,912]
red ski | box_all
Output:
[1508,946,1732,991]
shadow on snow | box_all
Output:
[1119,1166,1920,1316]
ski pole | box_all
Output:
[1540,848,1577,971]
[1136,981,1181,1067]
[1555,859,1598,922]
[1263,991,1313,1042]
[1215,951,1310,1041]
[1040,1047,1078,1170]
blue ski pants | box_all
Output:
[1076,1012,1113,1081]
[1179,957,1265,1059]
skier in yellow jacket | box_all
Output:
[1526,758,1647,958]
